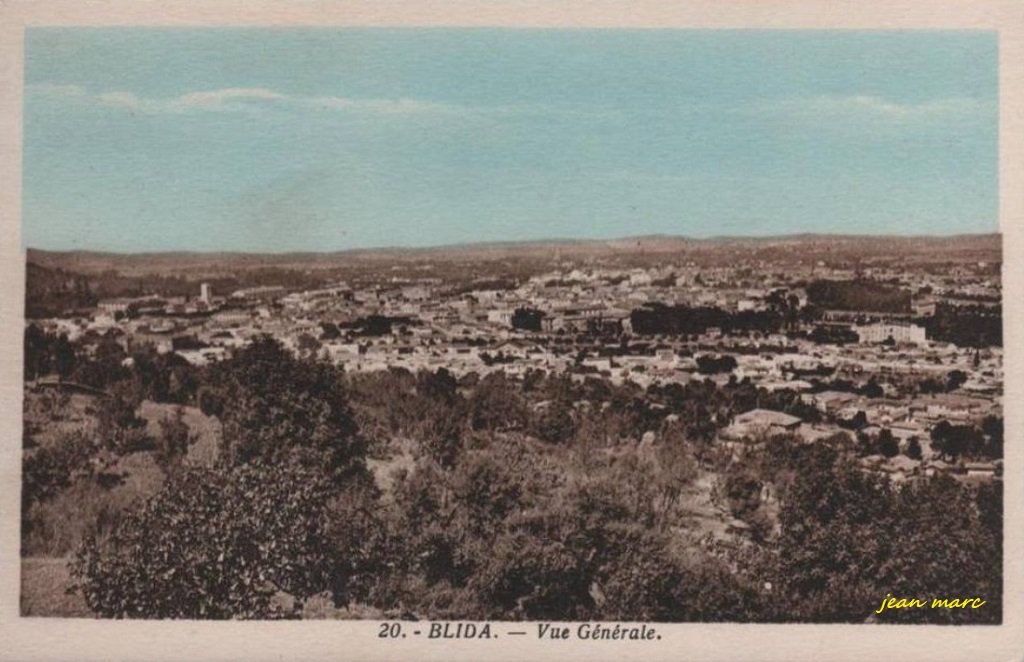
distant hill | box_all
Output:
[26,233,1002,277]
[25,261,98,318]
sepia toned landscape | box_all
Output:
[21,233,1002,622]
[18,27,1002,624]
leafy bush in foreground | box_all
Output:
[201,336,366,481]
[72,461,337,619]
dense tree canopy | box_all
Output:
[201,336,366,481]
[37,331,1001,624]
[73,461,339,619]
[806,279,911,314]
[728,440,1001,624]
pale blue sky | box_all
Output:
[23,28,997,253]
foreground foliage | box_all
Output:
[73,461,338,618]
[52,338,1002,622]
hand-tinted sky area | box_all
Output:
[23,28,997,252]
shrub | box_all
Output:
[207,336,366,482]
[22,431,97,515]
[96,381,151,454]
[72,460,338,619]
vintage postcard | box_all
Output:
[0,1,1022,661]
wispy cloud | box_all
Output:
[106,86,460,115]
[27,83,570,119]
[745,94,994,123]
[175,87,287,109]
[306,95,462,115]
[27,82,622,124]
[29,83,87,99]
[35,84,977,128]
[28,83,469,116]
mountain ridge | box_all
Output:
[25,231,1002,263]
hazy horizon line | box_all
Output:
[24,230,1002,259]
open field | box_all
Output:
[21,557,91,618]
